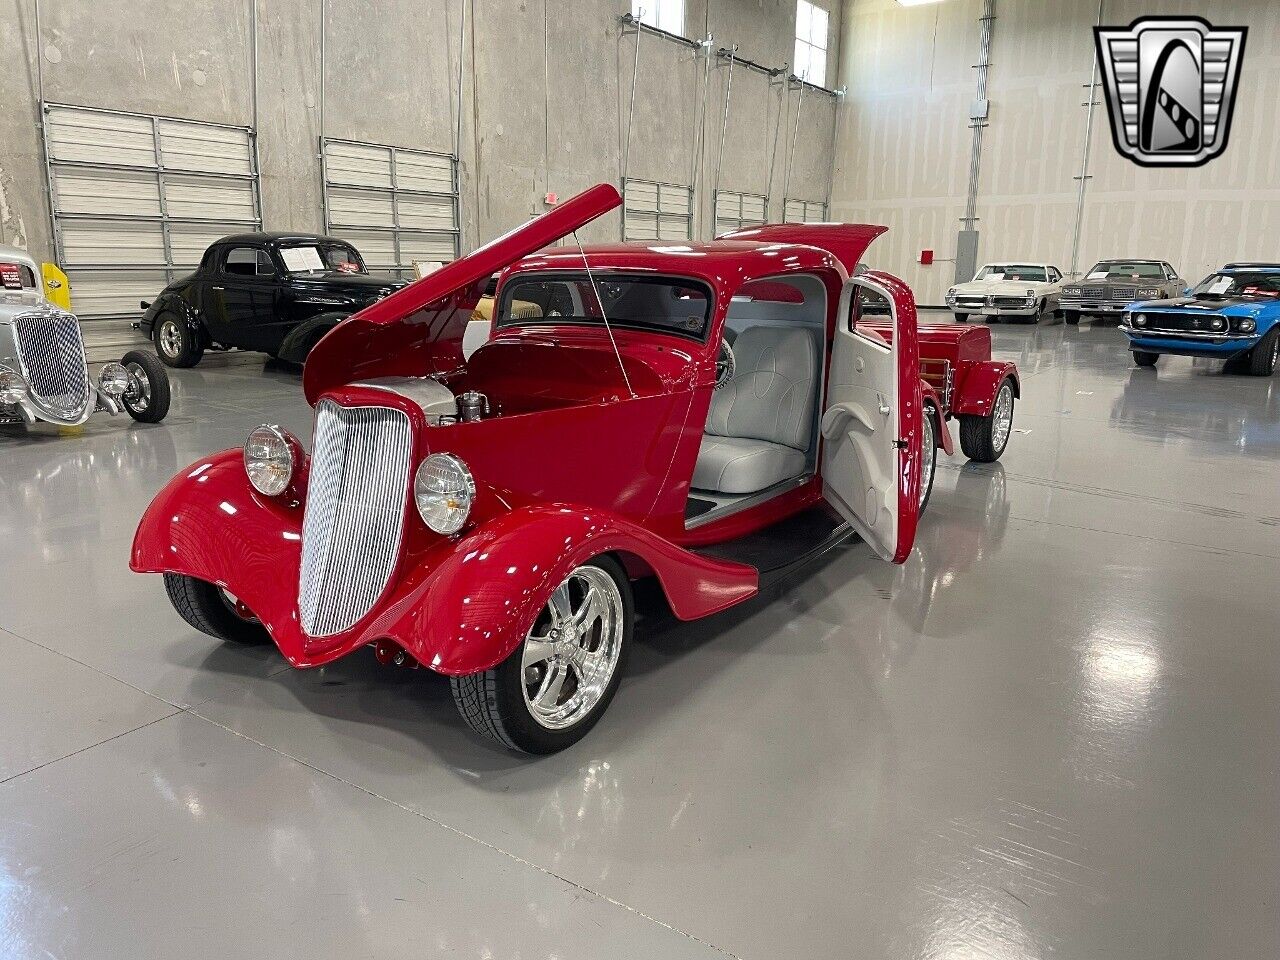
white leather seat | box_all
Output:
[692,325,818,494]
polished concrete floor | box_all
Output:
[1,320,1277,959]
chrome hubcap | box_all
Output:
[521,565,624,730]
[991,382,1014,452]
[919,411,935,509]
[124,362,150,411]
[159,320,182,358]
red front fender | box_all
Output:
[131,453,757,675]
[952,362,1020,417]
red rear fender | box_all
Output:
[952,362,1020,417]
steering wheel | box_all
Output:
[714,340,736,389]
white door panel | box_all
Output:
[821,285,899,560]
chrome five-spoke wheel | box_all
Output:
[450,554,634,754]
[521,566,626,729]
[919,407,937,512]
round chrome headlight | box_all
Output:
[1133,314,1148,327]
[0,369,28,404]
[99,361,130,397]
[414,453,475,535]
[1237,318,1256,333]
[1210,316,1226,330]
[244,425,296,496]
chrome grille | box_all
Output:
[299,401,413,637]
[13,313,91,415]
[1107,285,1137,301]
[1082,285,1106,299]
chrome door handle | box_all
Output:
[878,396,891,416]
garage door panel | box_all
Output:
[53,167,161,218]
[157,121,253,176]
[60,221,166,268]
[322,138,459,272]
[397,196,456,231]
[325,143,394,189]
[45,106,156,167]
[44,103,261,319]
[395,153,454,195]
[398,233,461,263]
[164,176,256,221]
[327,188,395,229]
[65,270,171,318]
[623,178,692,241]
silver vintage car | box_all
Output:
[1,244,170,428]
[1059,259,1184,326]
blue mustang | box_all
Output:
[1120,263,1280,376]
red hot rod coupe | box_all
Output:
[132,184,1019,753]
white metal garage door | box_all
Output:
[784,198,829,223]
[42,103,261,321]
[713,190,768,236]
[321,139,459,278]
[623,179,693,241]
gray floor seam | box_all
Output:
[0,709,185,786]
[188,709,744,960]
[0,625,190,712]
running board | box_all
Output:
[691,505,855,589]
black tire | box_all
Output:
[163,573,270,644]
[954,313,968,323]
[919,406,939,514]
[450,554,633,754]
[152,312,204,368]
[120,350,172,422]
[1064,311,1080,326]
[1132,350,1159,367]
[959,378,1015,463]
[1246,328,1279,376]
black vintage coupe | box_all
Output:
[140,233,406,367]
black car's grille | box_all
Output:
[1081,285,1106,299]
[1108,285,1141,300]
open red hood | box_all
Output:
[715,222,888,276]
[304,183,623,404]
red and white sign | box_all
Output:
[0,263,24,290]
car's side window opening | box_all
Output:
[224,247,274,278]
[687,273,827,527]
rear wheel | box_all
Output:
[163,574,270,644]
[1246,328,1279,376]
[153,313,203,368]
[1132,350,1159,367]
[959,379,1015,463]
[451,555,632,754]
[120,350,171,422]
[919,407,939,514]
[1064,311,1080,326]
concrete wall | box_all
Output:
[0,0,841,268]
[831,0,1280,305]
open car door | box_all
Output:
[819,272,923,563]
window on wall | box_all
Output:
[714,190,768,236]
[784,198,828,223]
[632,0,684,35]
[623,179,693,241]
[794,1,829,87]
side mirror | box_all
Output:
[1182,287,1192,297]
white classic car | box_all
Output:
[945,263,1065,323]
[1,244,171,428]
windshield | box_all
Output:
[1190,272,1280,300]
[496,273,713,341]
[974,264,1047,282]
[278,242,366,275]
[1087,261,1165,280]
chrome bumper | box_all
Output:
[1118,324,1256,342]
